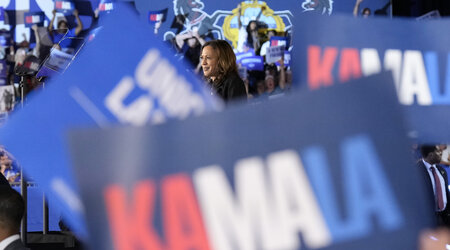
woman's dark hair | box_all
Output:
[420,145,437,158]
[201,40,238,82]
[362,8,371,15]
[246,21,257,49]
[57,20,68,30]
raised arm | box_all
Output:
[278,54,286,89]
[31,25,40,57]
[192,30,205,46]
[256,6,266,21]
[48,9,57,33]
[237,3,243,29]
[353,0,363,17]
[175,31,193,51]
[73,9,83,36]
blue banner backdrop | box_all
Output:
[0,4,219,239]
[291,13,450,143]
[68,72,434,250]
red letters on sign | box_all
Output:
[308,45,338,90]
[104,176,211,250]
[339,48,362,82]
[104,181,164,250]
[162,174,211,250]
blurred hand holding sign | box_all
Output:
[54,0,74,14]
[68,72,435,250]
[0,4,219,239]
[291,13,450,142]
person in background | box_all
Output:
[419,145,450,227]
[0,151,19,184]
[260,29,276,58]
[236,3,264,53]
[175,29,206,71]
[200,40,247,102]
[48,9,83,53]
[0,187,28,250]
[265,56,286,97]
[353,0,371,17]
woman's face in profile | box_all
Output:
[200,45,219,80]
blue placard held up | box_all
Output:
[235,49,255,64]
[24,12,45,28]
[98,0,114,13]
[291,12,450,143]
[54,0,74,14]
[148,9,168,23]
[0,3,220,239]
[241,56,264,71]
[270,36,288,48]
[68,72,435,250]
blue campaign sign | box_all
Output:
[54,0,74,14]
[235,49,255,64]
[67,72,435,250]
[291,13,450,143]
[148,9,168,23]
[24,12,45,27]
[241,56,264,71]
[99,0,114,13]
[0,4,220,239]
[270,36,288,48]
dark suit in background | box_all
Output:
[418,159,450,226]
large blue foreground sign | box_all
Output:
[68,72,434,250]
[291,13,450,143]
[0,5,218,238]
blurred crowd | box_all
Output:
[0,7,88,118]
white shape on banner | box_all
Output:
[361,49,382,76]
[384,49,403,93]
[105,48,206,126]
[193,150,331,250]
[399,50,432,105]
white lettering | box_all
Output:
[399,50,432,105]
[268,150,331,249]
[361,49,381,76]
[193,151,331,250]
[104,76,152,125]
[383,49,403,93]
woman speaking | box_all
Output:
[200,40,247,102]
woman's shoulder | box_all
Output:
[223,71,243,84]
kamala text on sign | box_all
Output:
[69,72,434,250]
[306,46,450,105]
[103,138,401,249]
[290,13,450,142]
